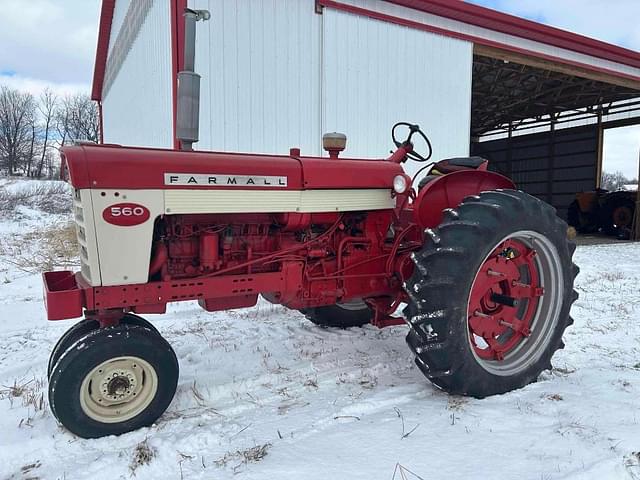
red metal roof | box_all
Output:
[91,0,640,102]
[387,0,640,69]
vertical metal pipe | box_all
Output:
[176,8,210,151]
[183,11,198,72]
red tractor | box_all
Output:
[44,122,578,438]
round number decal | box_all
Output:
[103,203,151,226]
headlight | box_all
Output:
[393,174,409,194]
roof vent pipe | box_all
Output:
[177,8,210,151]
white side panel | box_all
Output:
[322,8,473,178]
[164,189,395,214]
[90,190,165,286]
[102,1,173,148]
[107,0,132,55]
[190,0,323,155]
[338,0,640,79]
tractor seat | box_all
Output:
[418,156,489,190]
[430,156,488,175]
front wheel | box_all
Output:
[48,324,178,438]
[47,314,160,378]
[404,190,578,397]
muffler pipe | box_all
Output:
[176,8,210,151]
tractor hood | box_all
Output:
[61,144,403,191]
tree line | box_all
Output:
[601,171,638,191]
[0,86,98,178]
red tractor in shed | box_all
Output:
[42,9,578,438]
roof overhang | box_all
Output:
[386,0,640,70]
[471,54,640,136]
[91,0,115,101]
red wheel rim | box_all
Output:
[467,238,544,361]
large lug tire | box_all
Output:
[302,300,373,328]
[48,324,178,438]
[47,314,160,378]
[404,190,578,398]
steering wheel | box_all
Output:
[392,122,433,163]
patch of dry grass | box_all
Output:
[0,222,78,273]
[130,438,156,474]
[0,181,72,216]
[215,443,272,473]
[0,377,48,428]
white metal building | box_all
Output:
[93,0,640,199]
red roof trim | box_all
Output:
[91,0,116,101]
[385,0,640,70]
[319,0,640,84]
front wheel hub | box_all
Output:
[80,356,158,423]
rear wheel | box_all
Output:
[48,323,178,438]
[302,300,373,328]
[567,200,596,233]
[602,197,635,236]
[404,190,578,397]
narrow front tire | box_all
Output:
[48,324,178,438]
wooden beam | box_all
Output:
[474,44,640,91]
[595,113,604,189]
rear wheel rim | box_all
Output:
[467,231,563,376]
[79,356,158,423]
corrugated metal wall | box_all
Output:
[472,125,599,220]
[102,0,173,148]
[189,0,473,170]
[322,7,473,177]
[107,0,131,54]
[190,0,323,155]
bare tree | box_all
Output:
[56,93,99,146]
[36,88,58,178]
[601,171,630,191]
[0,86,36,175]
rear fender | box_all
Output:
[413,170,515,229]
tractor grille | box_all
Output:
[74,189,93,283]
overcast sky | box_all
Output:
[0,0,638,176]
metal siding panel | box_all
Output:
[102,0,173,148]
[322,8,473,178]
[476,125,599,220]
[194,0,322,156]
[108,0,132,55]
[337,0,640,79]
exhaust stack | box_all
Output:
[176,8,210,151]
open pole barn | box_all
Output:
[91,0,640,219]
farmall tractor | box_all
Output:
[43,10,578,438]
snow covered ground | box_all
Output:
[0,182,639,480]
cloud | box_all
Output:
[468,0,640,50]
[603,125,640,179]
[0,73,89,98]
[0,0,100,86]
